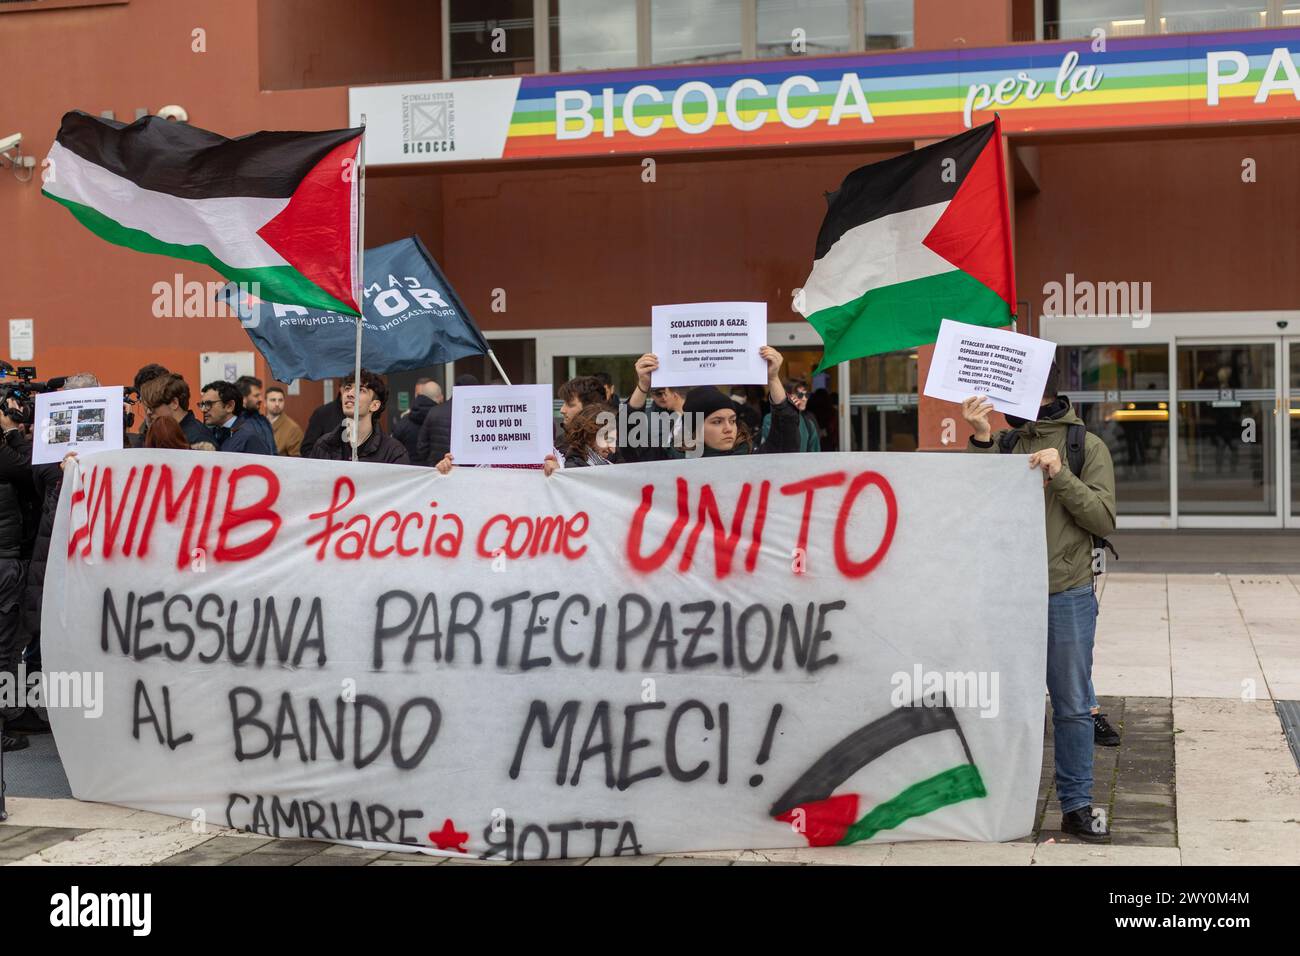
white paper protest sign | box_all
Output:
[924,320,1058,422]
[32,385,124,465]
[450,384,553,465]
[651,301,768,387]
[43,449,1047,861]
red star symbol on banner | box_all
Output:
[428,819,469,853]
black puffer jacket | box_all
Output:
[310,423,411,464]
[0,428,35,559]
[393,395,437,461]
[415,398,455,466]
[22,461,61,645]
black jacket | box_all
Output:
[0,428,36,559]
[179,410,213,446]
[22,461,61,645]
[393,395,438,461]
[300,398,344,458]
[415,398,455,466]
[310,423,411,464]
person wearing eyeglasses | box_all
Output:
[761,378,820,453]
[199,380,274,456]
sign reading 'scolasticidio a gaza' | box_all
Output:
[350,29,1300,165]
[44,450,1048,860]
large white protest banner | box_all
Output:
[43,450,1046,861]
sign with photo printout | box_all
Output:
[924,320,1058,423]
[450,384,553,466]
[651,302,768,388]
[33,385,124,465]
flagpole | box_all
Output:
[351,116,366,462]
[486,348,512,386]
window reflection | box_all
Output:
[652,0,744,64]
[1057,344,1171,515]
[548,0,638,72]
[757,0,852,58]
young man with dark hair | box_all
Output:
[200,380,274,455]
[235,374,276,453]
[557,375,607,427]
[309,369,409,464]
[962,360,1117,843]
[593,371,618,404]
[141,373,213,447]
[265,385,303,457]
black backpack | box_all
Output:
[998,422,1118,575]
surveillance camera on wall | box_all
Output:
[0,133,22,156]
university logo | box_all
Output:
[401,92,456,156]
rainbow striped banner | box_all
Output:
[351,28,1300,166]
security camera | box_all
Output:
[0,133,21,157]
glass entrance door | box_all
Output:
[1175,341,1281,524]
[1289,339,1300,528]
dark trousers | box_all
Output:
[0,558,28,694]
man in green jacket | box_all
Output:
[962,363,1117,843]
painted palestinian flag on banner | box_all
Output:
[43,111,363,315]
[798,117,1015,371]
[770,700,987,846]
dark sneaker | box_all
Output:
[1061,806,1110,843]
[1093,712,1120,747]
[2,733,30,753]
[4,708,51,736]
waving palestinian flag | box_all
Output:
[44,111,363,315]
[771,700,987,846]
[798,117,1015,371]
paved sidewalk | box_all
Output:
[4,572,1299,866]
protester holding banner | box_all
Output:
[309,370,409,464]
[962,363,1117,843]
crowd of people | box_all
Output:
[0,347,1119,843]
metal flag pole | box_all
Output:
[351,116,367,462]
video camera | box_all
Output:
[0,361,62,426]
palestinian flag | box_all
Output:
[770,700,987,846]
[798,117,1015,371]
[44,111,363,315]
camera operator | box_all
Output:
[0,394,36,753]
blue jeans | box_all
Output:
[1047,583,1098,814]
